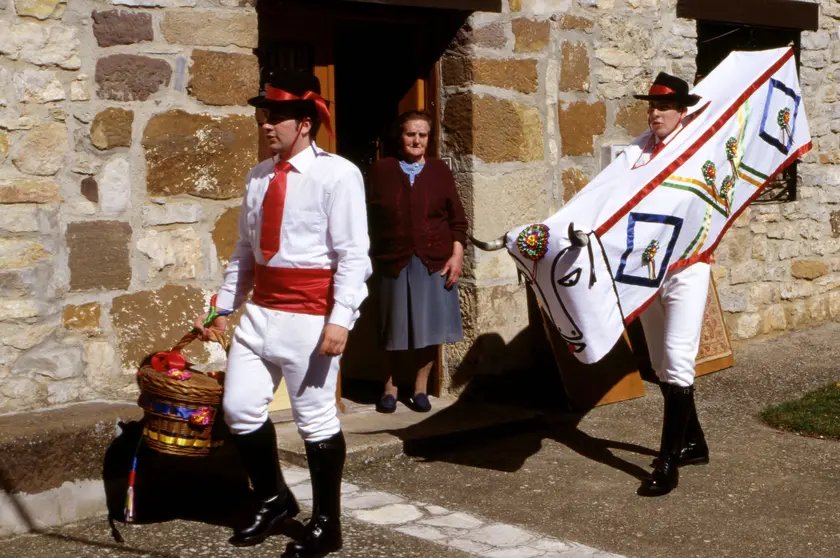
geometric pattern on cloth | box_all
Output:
[759,78,800,155]
[615,212,683,288]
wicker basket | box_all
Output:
[137,331,227,457]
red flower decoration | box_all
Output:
[150,351,186,372]
[189,407,213,427]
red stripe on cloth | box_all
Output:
[623,139,813,324]
[596,47,796,238]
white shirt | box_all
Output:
[216,143,372,330]
[630,122,685,168]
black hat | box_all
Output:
[248,70,324,110]
[633,72,701,107]
[248,70,334,137]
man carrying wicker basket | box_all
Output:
[194,69,371,557]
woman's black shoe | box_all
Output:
[376,393,397,413]
[409,393,432,413]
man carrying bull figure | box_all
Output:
[627,72,711,496]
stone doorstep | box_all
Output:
[273,396,548,468]
[0,402,143,538]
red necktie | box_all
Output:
[652,141,665,156]
[260,160,293,263]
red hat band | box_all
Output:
[264,85,334,139]
[648,84,677,96]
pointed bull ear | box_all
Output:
[568,223,589,247]
[469,234,507,251]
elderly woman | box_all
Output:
[366,110,467,413]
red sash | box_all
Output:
[252,264,334,316]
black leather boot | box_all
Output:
[230,419,300,547]
[680,387,709,465]
[283,431,346,558]
[655,381,709,466]
[641,384,693,496]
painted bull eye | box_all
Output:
[557,268,582,287]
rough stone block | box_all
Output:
[0,319,57,351]
[761,304,787,333]
[562,167,589,202]
[90,108,133,150]
[92,9,153,47]
[62,303,100,332]
[95,54,171,102]
[212,206,240,266]
[472,58,538,94]
[560,41,589,92]
[558,14,593,30]
[80,177,98,203]
[351,503,422,525]
[0,133,8,163]
[70,77,91,102]
[473,22,506,49]
[67,221,132,291]
[0,21,81,70]
[98,157,131,214]
[616,100,648,137]
[558,101,606,156]
[12,69,65,103]
[0,239,49,269]
[442,56,470,87]
[0,299,39,319]
[83,340,117,380]
[15,0,65,20]
[443,93,543,163]
[136,227,202,280]
[143,110,257,199]
[0,205,41,233]
[142,201,203,226]
[726,312,761,340]
[161,11,257,48]
[111,284,210,372]
[512,19,549,53]
[791,259,829,280]
[188,50,259,106]
[13,338,84,380]
[11,123,69,176]
[830,210,840,237]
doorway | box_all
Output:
[333,18,444,404]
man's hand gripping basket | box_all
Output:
[137,300,228,457]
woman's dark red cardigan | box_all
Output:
[366,157,468,278]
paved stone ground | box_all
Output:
[2,323,839,557]
[347,323,840,558]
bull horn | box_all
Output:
[469,234,506,251]
[568,223,589,247]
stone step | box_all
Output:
[272,396,547,469]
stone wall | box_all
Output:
[441,0,838,387]
[0,0,258,412]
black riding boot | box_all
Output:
[641,384,693,496]
[283,431,346,558]
[680,387,709,465]
[230,419,300,547]
[656,381,709,466]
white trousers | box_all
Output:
[639,262,711,388]
[223,302,341,442]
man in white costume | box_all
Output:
[624,73,711,496]
[195,70,371,556]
